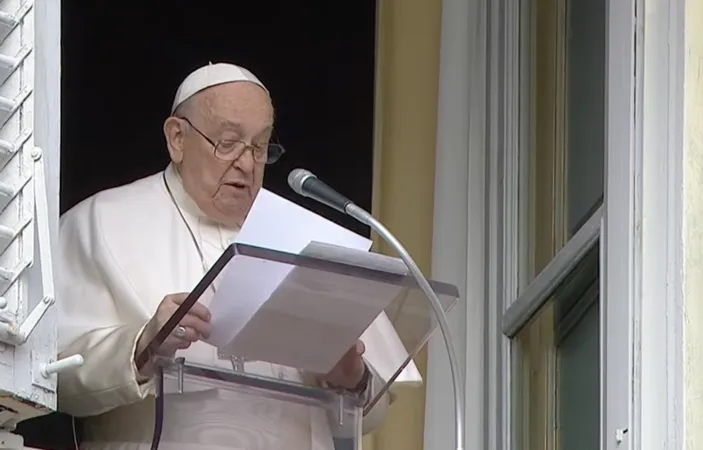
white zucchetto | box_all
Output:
[171,62,268,113]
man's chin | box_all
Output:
[213,201,248,228]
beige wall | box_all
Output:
[366,0,443,449]
[684,0,703,447]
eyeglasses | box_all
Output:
[178,116,285,164]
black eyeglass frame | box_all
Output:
[177,116,285,165]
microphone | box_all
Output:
[287,169,370,222]
[287,168,466,450]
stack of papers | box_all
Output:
[205,189,423,384]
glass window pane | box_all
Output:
[519,0,606,291]
[556,290,599,450]
[565,0,606,234]
[512,244,600,450]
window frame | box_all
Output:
[501,208,602,339]
[488,0,687,448]
[490,0,638,449]
[424,0,684,447]
[630,0,686,447]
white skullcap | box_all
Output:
[171,62,268,113]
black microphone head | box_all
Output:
[288,168,316,195]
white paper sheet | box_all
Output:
[215,244,405,373]
[206,189,423,383]
[234,189,371,254]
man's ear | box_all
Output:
[164,117,185,164]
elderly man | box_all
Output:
[57,63,389,450]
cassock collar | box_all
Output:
[163,163,211,220]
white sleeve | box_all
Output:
[56,199,154,418]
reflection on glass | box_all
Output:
[519,0,606,291]
[513,244,600,450]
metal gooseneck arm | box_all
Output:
[288,168,465,450]
[346,203,465,450]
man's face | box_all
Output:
[165,81,274,227]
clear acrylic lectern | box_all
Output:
[136,242,459,450]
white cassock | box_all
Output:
[56,163,390,450]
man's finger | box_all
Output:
[188,303,212,323]
[179,315,212,340]
[162,294,211,323]
[172,339,192,350]
[168,293,191,305]
[168,323,199,343]
[356,340,366,355]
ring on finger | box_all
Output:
[173,325,188,339]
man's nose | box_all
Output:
[232,146,256,173]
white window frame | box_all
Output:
[36,0,61,242]
[630,0,686,447]
[424,0,685,448]
[493,0,687,447]
[601,0,637,447]
[601,0,686,447]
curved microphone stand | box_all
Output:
[344,203,465,450]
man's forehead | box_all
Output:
[186,82,272,117]
[214,118,274,134]
[195,90,274,137]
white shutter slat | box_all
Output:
[0,1,77,437]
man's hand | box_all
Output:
[134,292,212,379]
[320,340,368,390]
